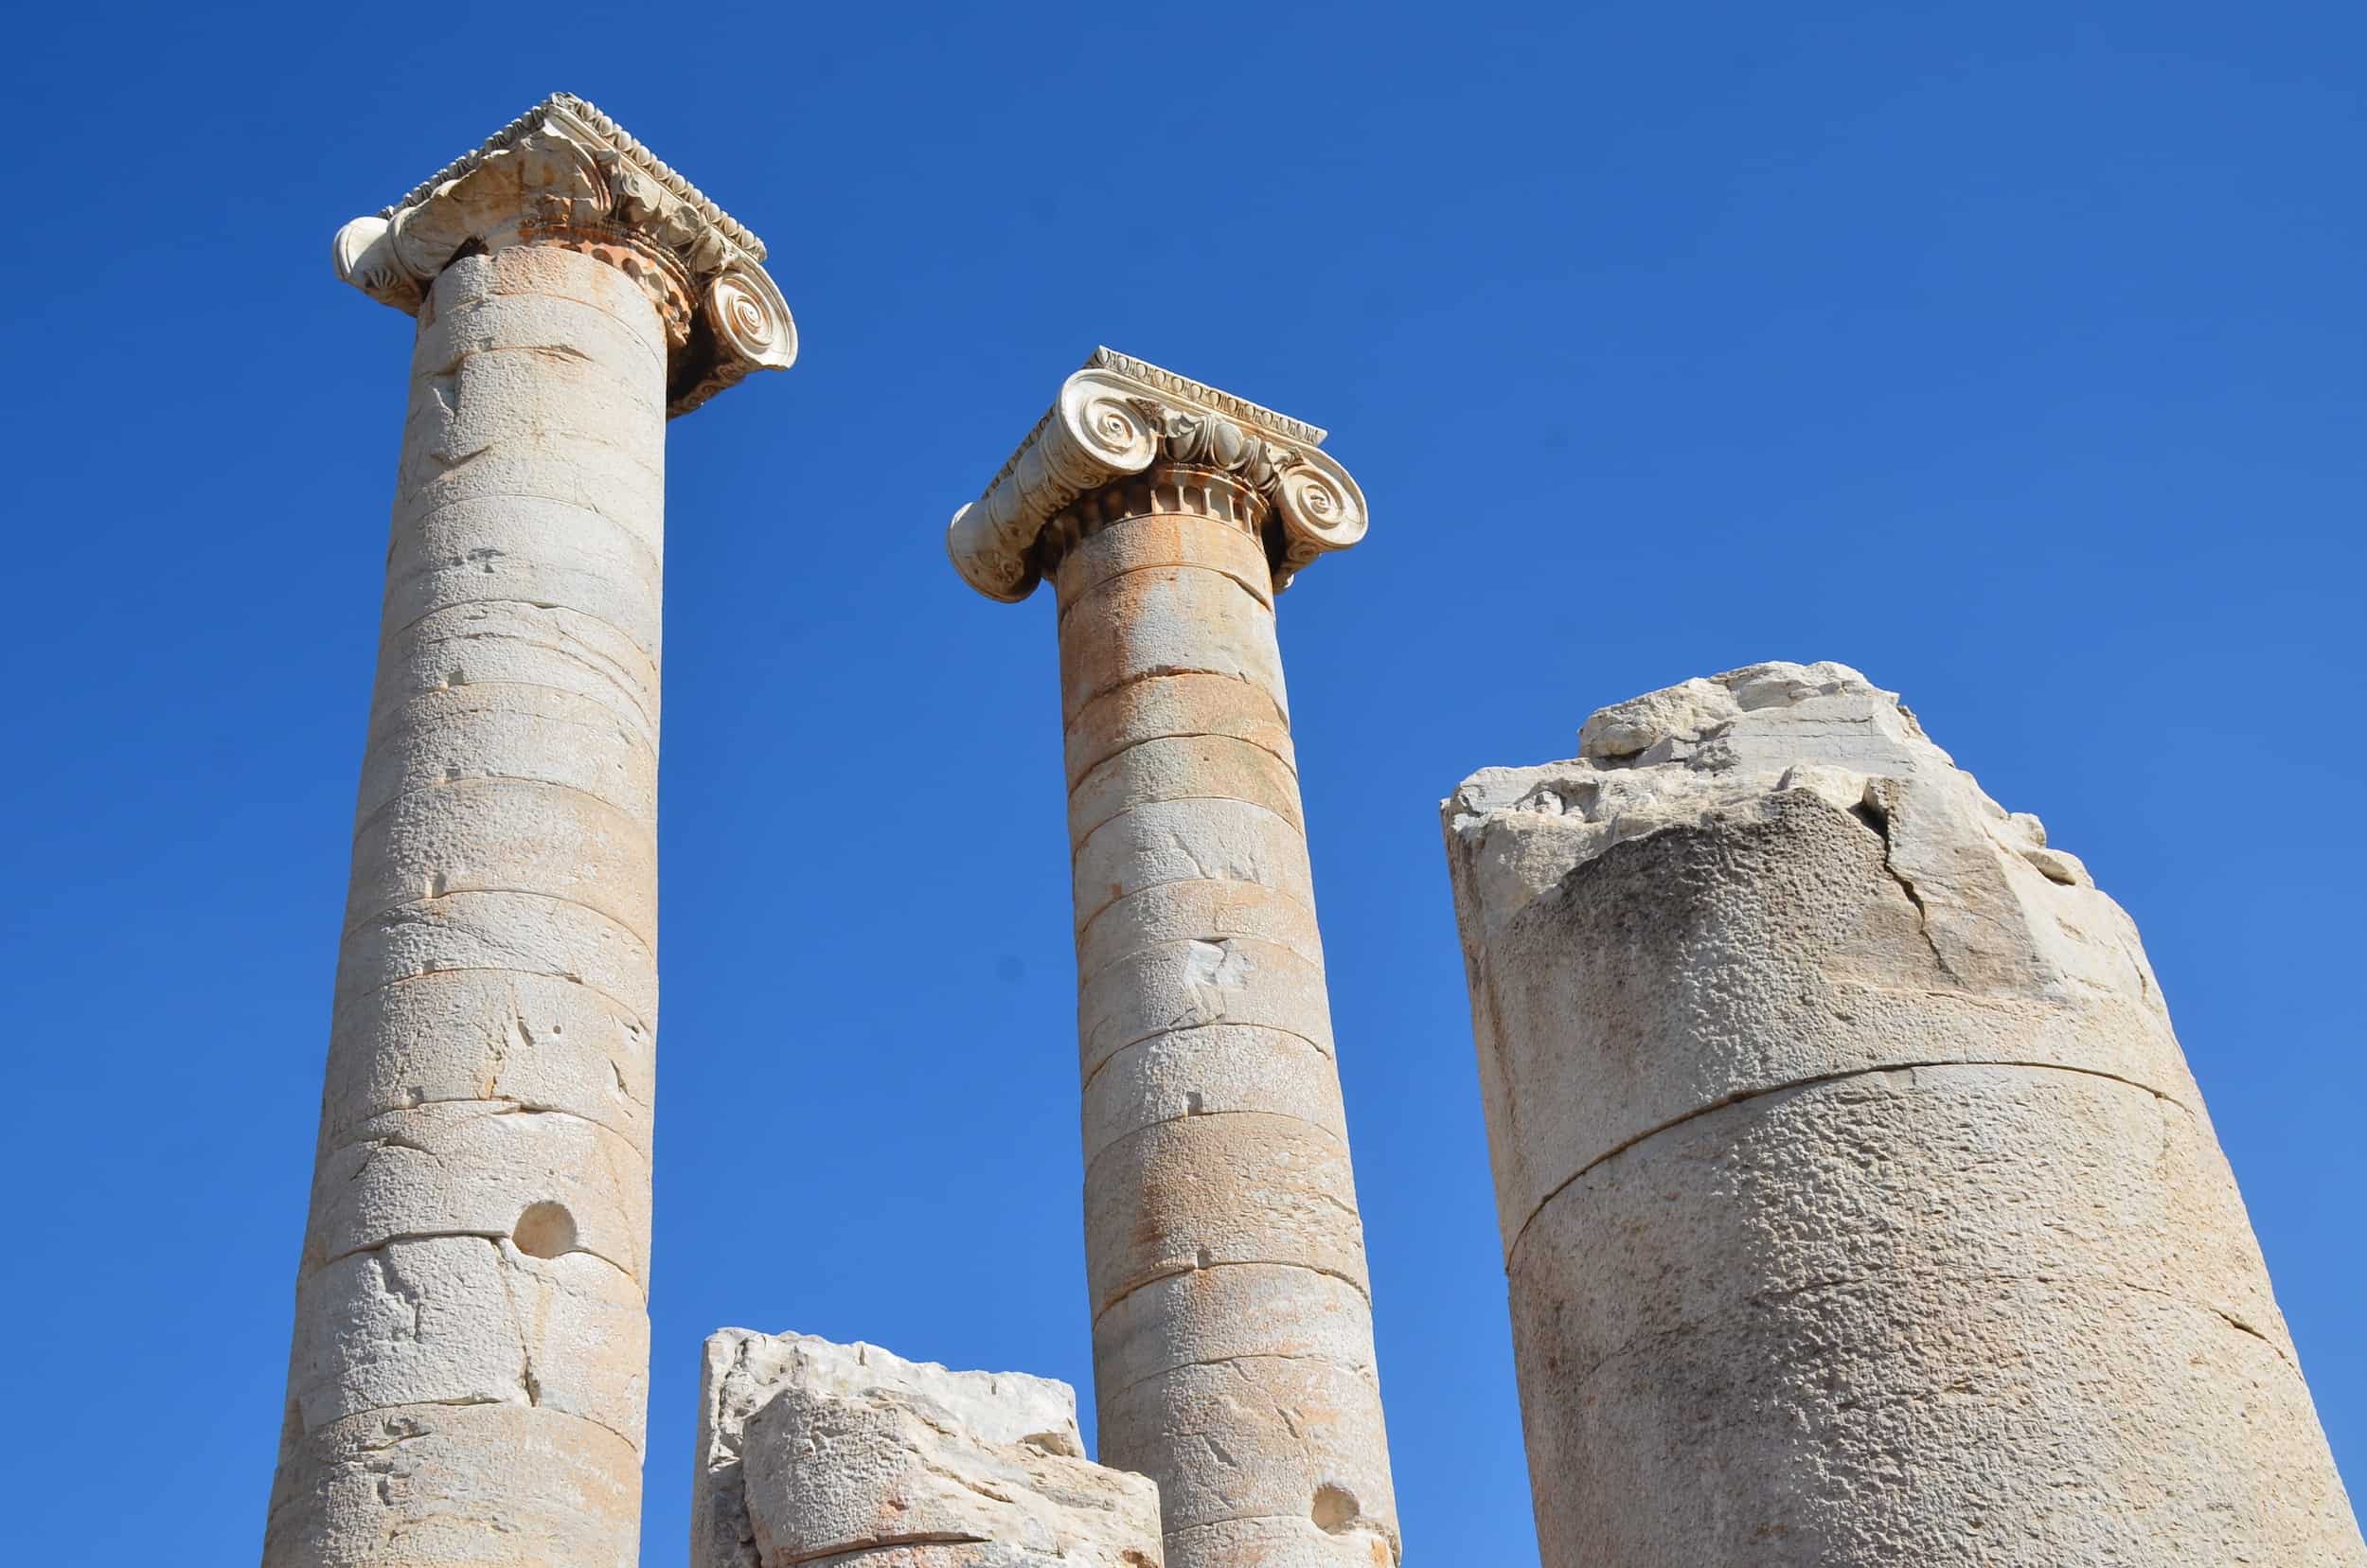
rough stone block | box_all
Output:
[691,1329,1161,1568]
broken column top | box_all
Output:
[1444,661,2111,951]
[693,1328,1162,1568]
[946,347,1369,603]
[331,92,796,417]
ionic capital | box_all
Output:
[948,348,1368,603]
[332,93,796,418]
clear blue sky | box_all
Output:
[3,3,2360,1562]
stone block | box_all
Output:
[692,1330,1161,1568]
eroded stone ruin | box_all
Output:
[263,90,2362,1568]
[1442,663,2366,1565]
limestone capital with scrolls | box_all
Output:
[947,348,1368,603]
[332,93,795,418]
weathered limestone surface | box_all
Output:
[1442,661,2367,1567]
[949,352,1399,1568]
[691,1329,1163,1568]
[265,95,792,1568]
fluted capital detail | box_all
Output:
[948,348,1368,603]
[331,93,795,418]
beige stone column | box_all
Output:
[263,95,794,1568]
[1442,662,2367,1568]
[949,351,1397,1568]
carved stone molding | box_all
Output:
[948,348,1368,603]
[332,93,796,418]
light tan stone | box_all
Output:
[1058,568,1289,726]
[368,600,661,750]
[952,353,1396,1568]
[1086,1113,1368,1311]
[1081,1025,1345,1166]
[357,682,657,831]
[303,1100,651,1288]
[1441,662,2366,1568]
[1072,798,1313,935]
[1071,734,1306,841]
[1163,1517,1397,1568]
[320,969,652,1155]
[1064,672,1297,792]
[1053,510,1276,613]
[1097,1356,1397,1550]
[334,889,657,1028]
[384,495,665,661]
[345,778,655,943]
[263,1401,642,1568]
[273,92,795,1568]
[1078,936,1335,1078]
[1077,880,1325,988]
[1095,1265,1377,1396]
[692,1330,1162,1568]
[293,1236,648,1445]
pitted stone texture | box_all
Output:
[267,241,667,1568]
[691,1330,1161,1568]
[1098,1356,1396,1557]
[1164,1517,1397,1568]
[1441,661,2366,1567]
[293,1236,648,1444]
[263,1402,641,1568]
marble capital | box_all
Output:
[948,347,1369,603]
[332,93,796,417]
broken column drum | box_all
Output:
[1441,662,2367,1568]
[949,351,1399,1568]
[263,95,794,1568]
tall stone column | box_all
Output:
[264,95,794,1568]
[949,351,1398,1568]
[1442,662,2367,1567]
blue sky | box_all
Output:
[4,2,2361,1562]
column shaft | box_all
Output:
[1059,502,1398,1568]
[1442,663,2367,1567]
[264,243,666,1568]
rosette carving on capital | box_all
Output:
[330,93,796,418]
[948,347,1368,603]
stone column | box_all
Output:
[263,95,794,1568]
[1441,662,2367,1567]
[692,1330,1165,1568]
[948,351,1397,1568]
